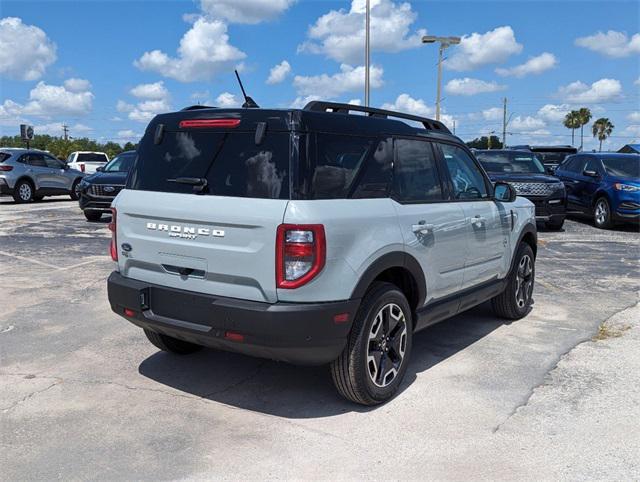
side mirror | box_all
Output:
[96,166,104,172]
[583,169,598,178]
[494,181,517,202]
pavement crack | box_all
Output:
[1,380,61,413]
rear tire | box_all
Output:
[13,180,34,203]
[492,242,535,320]
[593,197,613,229]
[144,329,203,355]
[84,211,102,221]
[330,282,413,405]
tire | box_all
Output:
[492,243,535,320]
[144,329,203,355]
[330,282,413,406]
[70,179,81,201]
[84,211,102,221]
[593,197,613,229]
[546,218,564,231]
[13,179,34,203]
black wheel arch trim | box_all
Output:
[350,251,427,310]
[511,223,537,272]
[15,176,36,190]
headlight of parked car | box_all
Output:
[614,183,640,192]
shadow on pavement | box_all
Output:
[138,302,506,418]
[567,215,640,233]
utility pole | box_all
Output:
[502,98,507,148]
[453,120,456,135]
[364,0,370,107]
[422,35,461,121]
[62,124,69,141]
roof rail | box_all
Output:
[181,105,216,111]
[303,101,452,134]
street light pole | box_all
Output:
[365,0,371,107]
[422,35,461,121]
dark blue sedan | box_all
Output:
[554,153,640,229]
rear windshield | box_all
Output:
[0,152,11,163]
[476,151,545,174]
[77,153,108,163]
[128,130,290,199]
[601,156,640,178]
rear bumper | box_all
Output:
[0,178,13,195]
[107,272,359,365]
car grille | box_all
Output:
[89,184,124,197]
[510,182,562,197]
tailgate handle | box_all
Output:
[162,264,205,279]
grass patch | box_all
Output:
[593,323,631,341]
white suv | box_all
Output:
[107,101,537,405]
[66,151,109,174]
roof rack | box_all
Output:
[181,105,216,111]
[303,101,451,134]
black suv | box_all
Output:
[511,145,578,172]
[476,149,567,230]
[77,150,136,221]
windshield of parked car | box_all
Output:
[601,156,640,179]
[76,153,108,164]
[476,151,545,174]
[531,151,574,165]
[103,152,136,172]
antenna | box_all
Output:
[234,70,259,109]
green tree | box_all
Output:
[563,110,580,146]
[466,136,503,150]
[577,107,592,150]
[0,134,129,159]
[592,118,614,152]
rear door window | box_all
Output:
[393,139,443,202]
[27,154,47,167]
[129,130,290,199]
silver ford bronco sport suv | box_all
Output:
[107,101,536,405]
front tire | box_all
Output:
[492,242,535,320]
[144,329,203,355]
[331,282,413,405]
[593,197,613,229]
[13,180,34,203]
[70,179,81,201]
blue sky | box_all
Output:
[1,0,638,150]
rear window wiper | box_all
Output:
[167,177,208,194]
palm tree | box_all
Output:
[577,107,592,150]
[563,110,580,146]
[592,118,614,152]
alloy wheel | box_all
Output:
[515,254,534,309]
[19,183,32,201]
[595,200,608,226]
[367,303,408,388]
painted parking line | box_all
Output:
[0,250,61,270]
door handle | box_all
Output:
[471,215,486,228]
[412,222,434,235]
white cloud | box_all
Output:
[627,112,640,123]
[445,26,522,71]
[199,0,295,24]
[36,122,92,136]
[130,81,169,100]
[482,107,503,121]
[634,77,640,86]
[622,125,640,139]
[298,0,425,64]
[215,92,240,107]
[63,78,92,93]
[509,116,547,132]
[115,129,142,145]
[134,18,245,82]
[496,52,557,78]
[381,93,456,129]
[445,78,507,96]
[537,104,571,123]
[290,95,321,109]
[0,17,57,81]
[267,60,292,84]
[348,99,362,106]
[575,30,640,58]
[293,64,383,98]
[557,78,623,104]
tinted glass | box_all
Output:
[394,139,442,202]
[534,151,570,165]
[584,158,602,174]
[77,153,108,163]
[310,134,373,199]
[601,156,640,178]
[27,154,47,167]
[129,131,290,199]
[352,138,393,199]
[560,156,581,173]
[44,155,64,169]
[0,153,11,163]
[476,151,545,174]
[440,144,489,199]
[104,152,136,172]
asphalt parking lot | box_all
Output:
[1,197,639,480]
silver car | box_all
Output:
[0,148,85,203]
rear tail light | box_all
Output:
[179,119,241,129]
[79,163,85,172]
[276,224,325,289]
[0,165,13,172]
[109,208,117,261]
